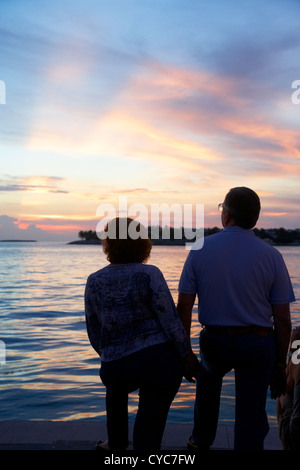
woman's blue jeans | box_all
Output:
[193,329,276,450]
[100,342,183,451]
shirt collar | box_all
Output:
[223,226,255,236]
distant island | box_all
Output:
[68,227,300,246]
[0,239,37,242]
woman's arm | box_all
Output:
[151,268,191,358]
[84,278,102,356]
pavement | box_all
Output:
[0,420,283,451]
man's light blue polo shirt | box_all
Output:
[178,226,296,327]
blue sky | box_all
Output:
[0,0,299,240]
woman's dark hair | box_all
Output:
[224,187,261,229]
[102,217,152,264]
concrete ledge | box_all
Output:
[0,421,282,450]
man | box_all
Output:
[178,187,295,450]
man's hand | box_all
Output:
[183,350,200,383]
[270,366,287,399]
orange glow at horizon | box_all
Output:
[262,212,289,217]
[35,224,83,233]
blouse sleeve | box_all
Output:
[150,266,191,358]
[84,275,102,356]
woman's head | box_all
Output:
[102,217,152,264]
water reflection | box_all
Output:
[0,243,299,423]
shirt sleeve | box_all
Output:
[84,275,102,356]
[150,267,191,358]
[178,251,197,294]
[270,253,296,304]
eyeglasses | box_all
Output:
[218,203,224,212]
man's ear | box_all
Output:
[222,208,232,227]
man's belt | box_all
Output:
[203,325,273,336]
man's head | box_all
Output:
[221,187,261,229]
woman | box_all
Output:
[85,217,197,451]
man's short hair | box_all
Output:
[224,187,261,229]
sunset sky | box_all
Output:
[0,0,299,241]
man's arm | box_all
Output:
[177,292,199,381]
[273,303,292,367]
[270,303,292,398]
[176,292,196,338]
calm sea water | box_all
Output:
[0,242,299,426]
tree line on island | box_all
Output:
[77,226,300,246]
